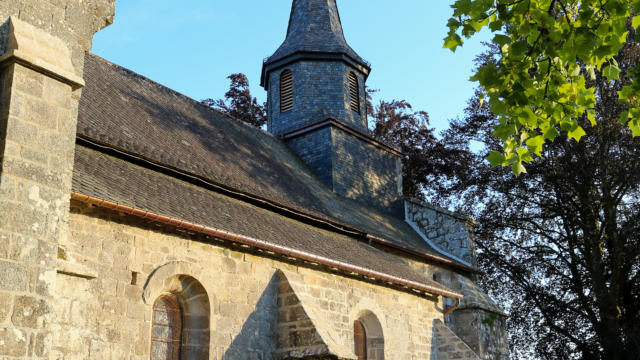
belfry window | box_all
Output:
[151,294,183,360]
[280,69,293,113]
[349,72,360,114]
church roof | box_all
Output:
[73,54,475,295]
[261,0,369,87]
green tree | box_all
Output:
[431,37,640,359]
[202,73,266,127]
[445,0,640,175]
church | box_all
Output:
[0,0,508,359]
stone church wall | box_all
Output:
[51,200,450,359]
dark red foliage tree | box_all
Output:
[202,73,266,128]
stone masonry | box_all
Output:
[51,200,452,359]
[0,1,114,358]
[406,199,477,267]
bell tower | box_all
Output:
[261,0,404,216]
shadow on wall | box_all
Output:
[223,272,279,359]
[432,319,480,360]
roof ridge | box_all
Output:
[86,52,277,139]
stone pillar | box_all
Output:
[0,0,114,356]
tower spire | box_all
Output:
[261,0,369,88]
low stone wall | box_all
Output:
[433,320,480,360]
[405,199,476,267]
[452,309,509,360]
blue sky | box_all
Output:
[92,1,490,133]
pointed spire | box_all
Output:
[261,0,369,87]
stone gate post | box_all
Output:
[0,2,115,358]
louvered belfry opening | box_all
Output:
[349,72,360,114]
[151,294,183,360]
[280,69,293,112]
[354,320,368,360]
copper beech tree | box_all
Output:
[202,73,267,128]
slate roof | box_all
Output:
[72,144,454,295]
[74,54,470,277]
[261,0,369,85]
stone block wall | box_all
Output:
[405,199,476,266]
[451,310,509,360]
[267,62,367,136]
[433,320,480,360]
[53,200,451,359]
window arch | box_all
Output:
[151,294,183,360]
[348,72,360,114]
[145,270,211,360]
[354,310,384,360]
[280,69,293,113]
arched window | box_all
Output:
[354,311,384,360]
[151,294,183,360]
[354,320,367,360]
[348,72,360,114]
[280,69,293,113]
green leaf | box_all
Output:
[487,151,506,167]
[603,64,621,81]
[493,34,511,46]
[443,33,463,51]
[633,15,640,29]
[543,127,560,141]
[619,110,630,125]
[587,110,597,126]
[568,125,587,142]
[512,161,527,177]
[526,136,545,156]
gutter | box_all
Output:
[71,192,463,300]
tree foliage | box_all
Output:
[445,0,640,175]
[431,37,640,359]
[202,73,266,127]
[366,91,461,200]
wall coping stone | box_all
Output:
[406,198,468,222]
[0,17,84,89]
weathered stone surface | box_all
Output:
[0,291,12,323]
[434,319,480,360]
[406,199,477,266]
[11,296,49,329]
[0,260,27,291]
[0,327,28,356]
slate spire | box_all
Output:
[261,0,369,87]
